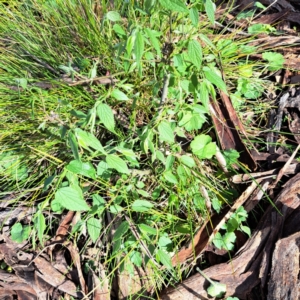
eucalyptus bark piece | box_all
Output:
[160,173,300,299]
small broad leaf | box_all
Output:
[134,31,144,65]
[55,187,89,211]
[158,121,174,144]
[106,11,121,22]
[158,0,188,12]
[203,67,227,93]
[130,250,143,267]
[132,199,153,212]
[144,28,162,57]
[110,204,123,214]
[111,89,129,101]
[113,221,129,241]
[75,128,106,154]
[262,52,284,71]
[189,7,199,27]
[205,0,216,25]
[156,249,173,269]
[106,154,129,174]
[66,160,96,179]
[191,134,216,159]
[163,170,178,184]
[11,223,31,243]
[241,225,251,237]
[97,103,115,132]
[188,40,202,69]
[207,281,227,298]
[179,155,195,168]
[15,78,27,89]
[87,217,101,243]
[138,223,157,236]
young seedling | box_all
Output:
[196,267,226,298]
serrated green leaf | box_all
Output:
[189,7,199,27]
[180,155,195,168]
[205,0,216,25]
[163,170,178,184]
[87,217,101,243]
[97,103,115,133]
[106,154,129,174]
[158,121,174,144]
[203,67,227,93]
[178,111,205,131]
[191,134,216,159]
[113,221,129,241]
[11,223,31,243]
[66,160,96,179]
[262,52,284,71]
[130,250,143,267]
[158,0,188,12]
[132,199,153,212]
[111,89,129,101]
[55,187,89,211]
[188,40,202,69]
[75,128,106,154]
[106,11,121,22]
[134,31,144,65]
[156,249,173,269]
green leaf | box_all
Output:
[205,0,216,25]
[87,217,101,243]
[158,121,174,144]
[178,110,205,131]
[111,88,129,101]
[134,31,144,65]
[130,251,143,267]
[188,40,202,69]
[97,103,115,132]
[55,187,89,211]
[189,7,199,27]
[106,154,129,174]
[15,78,27,89]
[106,11,121,22]
[191,134,216,159]
[179,155,195,168]
[68,131,80,160]
[11,223,31,243]
[34,212,46,245]
[262,52,284,71]
[207,281,227,298]
[138,224,157,236]
[158,0,188,12]
[223,149,240,166]
[240,225,251,237]
[132,199,153,212]
[203,67,227,93]
[75,128,106,154]
[199,81,209,110]
[66,160,96,179]
[165,155,175,170]
[110,204,124,214]
[156,249,173,269]
[113,221,129,241]
[97,161,110,176]
[163,170,178,184]
[144,28,162,57]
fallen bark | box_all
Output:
[160,172,300,299]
